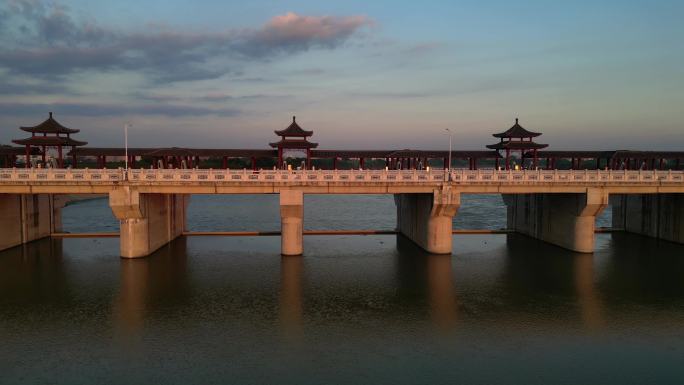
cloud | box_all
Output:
[0,1,373,84]
[236,12,372,57]
[348,91,431,99]
[0,102,240,117]
[133,92,289,103]
[0,80,73,95]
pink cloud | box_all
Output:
[251,12,373,50]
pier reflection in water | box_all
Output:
[1,234,684,384]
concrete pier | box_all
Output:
[280,190,304,256]
[109,188,188,258]
[503,188,608,253]
[0,194,61,251]
[394,189,460,254]
[611,194,684,244]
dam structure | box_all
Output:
[1,114,683,258]
[1,168,683,258]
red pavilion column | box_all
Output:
[251,157,257,171]
[278,148,283,169]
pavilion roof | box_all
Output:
[274,116,313,137]
[493,119,542,139]
[529,150,684,159]
[269,139,318,149]
[13,136,87,147]
[311,149,501,158]
[612,150,684,159]
[529,150,616,159]
[486,141,548,150]
[0,146,42,156]
[20,112,80,135]
[68,147,278,158]
[385,150,501,158]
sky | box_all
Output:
[0,0,682,150]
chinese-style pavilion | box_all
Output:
[12,112,87,168]
[269,116,318,168]
[486,118,547,169]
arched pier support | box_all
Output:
[503,188,609,253]
[394,188,461,254]
[611,194,684,244]
[109,188,189,258]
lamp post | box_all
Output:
[445,128,453,180]
[124,123,132,178]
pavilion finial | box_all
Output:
[515,117,519,124]
[49,112,53,118]
[293,115,296,122]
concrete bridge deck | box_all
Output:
[1,168,683,194]
[1,168,683,258]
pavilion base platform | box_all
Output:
[611,194,684,244]
[394,188,460,254]
[503,188,608,253]
[280,190,304,256]
[109,188,189,258]
[0,194,63,252]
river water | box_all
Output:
[1,195,683,384]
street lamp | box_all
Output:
[445,128,453,180]
[124,123,132,174]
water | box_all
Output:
[2,196,681,385]
[61,194,613,232]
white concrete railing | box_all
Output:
[1,168,683,184]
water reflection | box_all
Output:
[0,238,69,305]
[601,233,684,302]
[426,254,458,331]
[0,232,684,384]
[395,236,458,331]
[112,238,191,338]
[500,234,606,329]
[279,256,304,338]
[574,253,605,330]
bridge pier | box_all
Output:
[503,188,609,253]
[394,188,460,254]
[109,188,189,258]
[611,194,684,244]
[280,190,304,256]
[0,194,61,251]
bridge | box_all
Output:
[1,168,682,258]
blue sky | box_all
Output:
[0,0,682,150]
